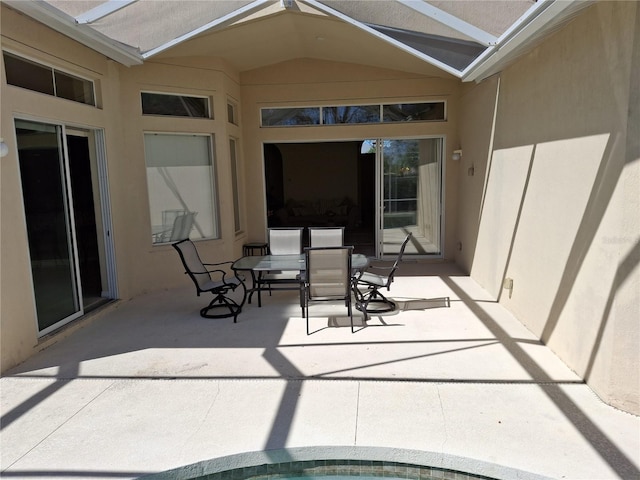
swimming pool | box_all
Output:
[141,446,549,480]
[195,458,497,480]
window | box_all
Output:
[3,51,96,106]
[141,92,210,118]
[261,107,320,126]
[227,100,238,125]
[383,102,445,122]
[260,101,445,127]
[144,133,219,244]
[54,71,95,104]
[323,105,380,124]
[229,138,242,233]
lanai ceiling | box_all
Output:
[3,0,592,81]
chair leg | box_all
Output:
[200,293,242,322]
[235,280,248,310]
[360,287,396,313]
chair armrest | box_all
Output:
[203,261,234,267]
[187,265,238,281]
[364,264,395,273]
[203,262,238,280]
[367,259,394,266]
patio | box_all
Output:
[1,262,638,480]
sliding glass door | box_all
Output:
[16,119,111,334]
[378,138,443,257]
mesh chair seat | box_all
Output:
[358,270,391,288]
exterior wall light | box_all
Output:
[0,138,9,158]
[452,149,462,161]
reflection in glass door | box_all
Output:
[380,138,442,257]
[16,120,110,334]
[17,120,81,332]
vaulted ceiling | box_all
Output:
[3,0,592,81]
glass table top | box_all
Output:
[232,254,369,271]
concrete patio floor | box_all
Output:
[1,261,639,480]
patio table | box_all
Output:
[232,253,369,308]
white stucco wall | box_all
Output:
[459,2,639,414]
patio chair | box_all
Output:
[355,232,412,313]
[173,239,245,322]
[309,226,344,247]
[262,227,304,293]
[301,246,355,334]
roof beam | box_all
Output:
[462,0,583,82]
[300,0,464,77]
[142,0,273,58]
[75,0,139,24]
[396,0,498,47]
[3,0,143,66]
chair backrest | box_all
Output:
[163,209,186,228]
[268,227,304,255]
[172,239,210,292]
[169,212,197,242]
[393,232,413,267]
[170,212,197,242]
[305,246,353,300]
[309,227,344,247]
[385,232,413,285]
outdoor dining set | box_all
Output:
[173,227,412,334]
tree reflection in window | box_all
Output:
[323,105,380,124]
[383,102,445,122]
[141,92,210,118]
[261,102,445,127]
[261,107,320,126]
